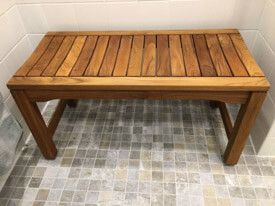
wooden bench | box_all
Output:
[7,29,270,165]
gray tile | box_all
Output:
[85,191,98,204]
[35,189,49,201]
[29,178,42,188]
[60,190,74,202]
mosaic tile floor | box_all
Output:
[0,100,275,206]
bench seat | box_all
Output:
[7,29,270,165]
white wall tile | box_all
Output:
[42,4,78,31]
[4,94,23,123]
[0,36,33,99]
[0,61,11,99]
[250,0,275,156]
[251,111,271,154]
[267,122,275,140]
[0,6,26,60]
[75,3,109,30]
[27,34,45,49]
[18,4,48,34]
[262,94,275,128]
[76,1,172,31]
[0,15,12,60]
[259,0,275,52]
[137,1,170,29]
[251,32,275,105]
[169,0,235,29]
[15,0,269,32]
[256,136,275,156]
[107,2,142,30]
[261,94,275,134]
[5,6,26,45]
[232,0,266,30]
[251,93,275,155]
[0,0,15,16]
[77,1,171,31]
[252,32,275,78]
[239,30,257,51]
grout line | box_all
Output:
[256,0,268,31]
[257,32,275,56]
[0,3,16,18]
[0,34,28,63]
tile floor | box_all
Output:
[0,100,275,206]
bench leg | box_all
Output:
[11,90,57,159]
[223,92,266,165]
[67,99,78,108]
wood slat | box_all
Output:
[70,36,98,77]
[98,36,121,76]
[113,35,133,76]
[193,34,216,76]
[218,34,248,77]
[230,34,264,77]
[127,35,144,76]
[84,36,109,76]
[181,35,201,76]
[15,36,53,76]
[56,36,87,77]
[169,35,186,76]
[142,35,156,76]
[205,34,232,76]
[156,35,171,76]
[42,36,76,77]
[28,36,64,77]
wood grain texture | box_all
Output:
[15,36,53,76]
[98,35,121,76]
[193,34,216,76]
[205,34,232,76]
[224,92,266,165]
[28,36,64,77]
[8,29,270,165]
[218,102,233,138]
[127,35,144,76]
[113,35,132,76]
[169,35,186,76]
[70,36,98,76]
[26,90,249,104]
[47,100,67,137]
[230,33,264,77]
[7,77,270,91]
[56,36,87,76]
[142,35,156,76]
[156,35,171,76]
[218,34,248,77]
[85,36,109,76]
[11,90,57,159]
[42,36,76,77]
[181,35,201,76]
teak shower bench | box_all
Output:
[7,29,270,165]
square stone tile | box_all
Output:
[0,100,274,206]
